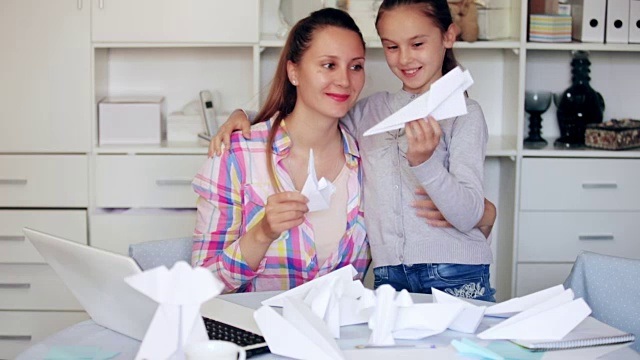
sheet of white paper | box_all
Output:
[125,262,224,360]
[485,284,565,317]
[363,67,474,136]
[478,298,592,340]
[432,288,486,333]
[253,298,345,360]
[262,265,357,307]
[301,148,336,212]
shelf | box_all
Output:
[93,42,256,49]
[522,138,640,158]
[487,135,518,158]
[94,140,209,155]
[260,34,521,50]
[526,42,640,52]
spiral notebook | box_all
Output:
[511,316,635,351]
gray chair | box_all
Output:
[564,251,640,352]
[128,237,192,271]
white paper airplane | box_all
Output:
[363,66,474,136]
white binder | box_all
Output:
[606,0,630,43]
[630,0,640,43]
[570,0,607,43]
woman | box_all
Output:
[192,8,369,293]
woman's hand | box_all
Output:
[208,109,252,157]
[256,191,309,243]
[412,187,497,238]
[405,115,441,166]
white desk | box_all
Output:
[16,292,640,360]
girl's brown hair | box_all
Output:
[375,0,459,75]
[254,7,364,191]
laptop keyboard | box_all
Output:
[203,317,270,358]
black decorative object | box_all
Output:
[524,91,552,149]
[554,50,605,148]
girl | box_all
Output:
[192,8,370,293]
[210,0,496,301]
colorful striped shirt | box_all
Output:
[192,118,370,293]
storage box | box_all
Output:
[585,119,640,150]
[529,14,572,42]
[606,0,630,44]
[478,8,511,40]
[570,0,606,43]
[476,0,511,9]
[166,112,204,143]
[630,0,640,43]
[98,96,164,145]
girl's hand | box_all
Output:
[405,115,441,166]
[208,109,252,157]
[412,187,497,238]
[257,191,309,243]
[412,187,451,227]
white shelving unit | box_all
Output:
[1,1,640,357]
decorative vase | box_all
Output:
[554,51,605,148]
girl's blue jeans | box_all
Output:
[373,263,496,302]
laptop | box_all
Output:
[23,228,264,344]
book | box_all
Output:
[511,316,635,351]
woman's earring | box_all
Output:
[292,80,297,85]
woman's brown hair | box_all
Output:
[254,7,365,191]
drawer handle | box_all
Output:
[0,179,27,185]
[156,179,192,186]
[0,335,32,341]
[582,183,617,189]
[0,236,25,241]
[579,234,614,241]
[0,283,31,289]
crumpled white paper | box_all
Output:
[125,261,225,360]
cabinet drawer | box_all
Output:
[92,0,259,43]
[0,311,89,360]
[0,155,89,207]
[95,155,204,208]
[515,263,574,297]
[90,210,196,255]
[0,210,87,264]
[0,264,82,311]
[518,211,640,262]
[520,158,640,211]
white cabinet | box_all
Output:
[0,0,91,153]
[0,311,89,360]
[91,0,259,43]
[95,155,203,208]
[515,158,640,296]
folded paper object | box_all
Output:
[485,284,565,318]
[254,297,345,360]
[478,288,592,340]
[432,288,486,333]
[301,148,336,212]
[125,261,225,360]
[262,265,371,338]
[363,66,474,136]
[367,285,464,345]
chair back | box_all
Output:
[564,251,640,351]
[128,237,192,271]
